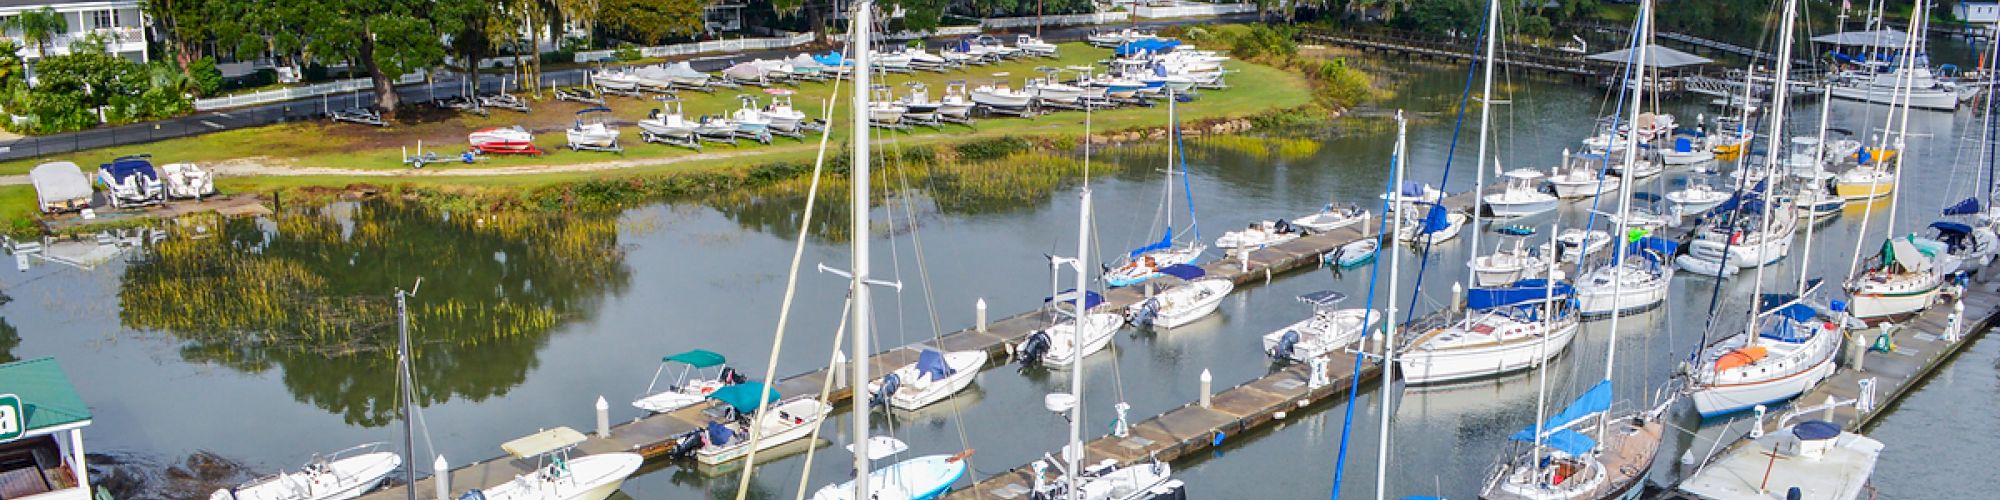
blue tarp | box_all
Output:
[1400,180,1428,197]
[1421,205,1451,234]
[705,421,736,446]
[1115,38,1180,57]
[1932,221,1974,236]
[1046,289,1105,310]
[1540,429,1599,457]
[1466,279,1574,310]
[813,52,850,67]
[1627,236,1680,260]
[916,349,955,380]
[1510,380,1613,443]
[1158,263,1205,280]
[1944,197,1982,216]
[707,382,778,413]
[663,349,727,368]
[1793,420,1841,440]
[102,157,157,181]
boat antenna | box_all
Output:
[396,277,423,500]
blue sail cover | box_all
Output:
[916,350,955,380]
[1760,312,1814,342]
[1627,236,1679,259]
[1539,429,1599,457]
[1510,380,1613,443]
[1128,226,1174,258]
[1399,180,1428,197]
[1932,221,1973,236]
[1157,263,1205,280]
[1420,205,1451,234]
[1757,278,1821,316]
[1943,197,1982,216]
[1046,289,1105,310]
[1466,279,1574,310]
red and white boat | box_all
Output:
[468,125,540,154]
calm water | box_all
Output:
[3,55,1995,499]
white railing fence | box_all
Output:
[980,12,1131,29]
[1133,3,1256,18]
[193,72,425,111]
[573,31,815,63]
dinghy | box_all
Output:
[161,162,217,199]
[1326,239,1378,268]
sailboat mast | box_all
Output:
[1801,8,1844,296]
[1530,219,1558,479]
[1374,113,1408,500]
[1165,92,1177,236]
[1068,188,1092,500]
[396,288,416,500]
[1747,0,1800,338]
[849,2,875,496]
[1467,0,1498,288]
[1882,0,1925,239]
[1599,1,1650,441]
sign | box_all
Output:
[0,393,21,442]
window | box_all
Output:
[91,10,112,29]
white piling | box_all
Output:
[1199,369,1213,408]
[433,455,449,500]
[976,298,988,332]
[595,396,610,438]
[831,349,848,390]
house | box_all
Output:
[1955,1,2000,25]
[706,1,746,34]
[0,0,149,63]
[0,357,96,500]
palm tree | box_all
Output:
[3,7,69,59]
[0,39,23,84]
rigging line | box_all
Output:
[736,52,846,500]
[884,99,980,467]
[1328,117,1410,499]
[791,293,853,500]
[1579,0,1649,278]
[1402,11,1490,325]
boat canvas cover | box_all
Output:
[814,52,850,67]
[1398,180,1429,197]
[705,421,736,446]
[1632,191,1663,203]
[664,62,706,79]
[502,426,587,458]
[664,349,726,368]
[723,62,763,80]
[1943,197,1981,216]
[1880,237,1934,274]
[916,350,955,380]
[1115,38,1179,57]
[1622,236,1679,261]
[1760,312,1814,343]
[1715,345,1768,372]
[1467,279,1574,310]
[1128,226,1174,258]
[1792,420,1842,440]
[1537,429,1598,457]
[1157,264,1205,280]
[1045,289,1105,310]
[30,162,91,207]
[1511,379,1612,444]
[786,54,825,70]
[1298,290,1347,306]
[103,157,158,181]
[708,382,779,413]
[1420,205,1451,234]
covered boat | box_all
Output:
[31,161,91,213]
[866,349,987,410]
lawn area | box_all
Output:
[1,42,1310,179]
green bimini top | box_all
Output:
[663,349,727,368]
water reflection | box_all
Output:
[116,201,631,425]
[0,317,18,363]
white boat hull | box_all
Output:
[1691,354,1837,418]
[1399,322,1579,385]
[696,398,830,465]
[1483,196,1558,217]
[1576,275,1671,317]
[1262,309,1379,362]
[1131,279,1233,329]
[469,453,642,500]
[1827,84,1967,111]
[1844,281,1941,322]
[867,351,988,411]
[212,452,402,500]
[1689,237,1790,269]
[1041,313,1125,367]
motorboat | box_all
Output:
[591,68,641,92]
[783,55,825,80]
[632,349,743,414]
[808,451,969,500]
[812,52,853,75]
[1832,164,1895,200]
[464,428,642,500]
[1027,75,1089,105]
[30,161,91,213]
[1825,65,1978,111]
[696,115,739,138]
[970,35,1021,59]
[1215,219,1302,249]
[209,443,401,500]
[1016,34,1058,56]
[1087,28,1157,48]
[898,83,943,118]
[1019,310,1124,369]
[1842,236,1944,324]
[1659,127,1717,165]
[971,76,1034,109]
[866,349,987,411]
[565,107,621,151]
[1683,209,1797,269]
[662,62,711,87]
[469,126,536,151]
[939,81,976,120]
[1126,265,1233,329]
[1687,286,1840,417]
[1780,180,1844,218]
[160,162,217,199]
[1400,280,1580,385]
[638,100,700,142]
[1263,291,1380,362]
[1609,148,1664,179]
[872,50,913,71]
[95,155,164,208]
[762,90,808,132]
[1483,168,1559,217]
[630,66,676,91]
[721,61,767,86]
[686,385,832,465]
[1294,203,1369,232]
[1667,178,1733,215]
[1537,229,1610,264]
[732,96,773,134]
[1547,150,1621,199]
[869,99,908,125]
[1709,116,1753,157]
[1574,237,1678,317]
[1326,239,1378,268]
[1395,204,1468,244]
[1471,225,1546,288]
[904,48,948,70]
[1677,417,1883,499]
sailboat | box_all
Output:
[1399,274,1580,385]
[1573,13,1676,320]
[1842,236,1944,323]
[1105,91,1206,287]
[1817,4,1977,111]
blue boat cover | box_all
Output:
[1511,380,1613,443]
[1115,38,1180,56]
[1399,180,1428,197]
[1674,127,1708,138]
[1152,63,1168,77]
[706,421,736,445]
[1046,289,1105,310]
[1496,225,1536,237]
[1538,429,1598,457]
[1943,197,1982,216]
[1627,236,1679,259]
[814,51,850,67]
[1420,205,1451,234]
[916,349,955,380]
[1157,263,1205,280]
[663,349,727,368]
[1128,226,1174,258]
[1467,279,1574,310]
[1633,191,1663,202]
[1760,312,1814,342]
[1675,137,1694,153]
[707,382,778,413]
[1792,420,1841,440]
[1931,221,1973,236]
[102,158,158,181]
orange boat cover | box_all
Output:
[1715,346,1768,373]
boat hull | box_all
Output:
[1692,354,1837,418]
[1484,197,1559,217]
[1399,323,1580,385]
[1845,281,1941,323]
[1576,277,1670,317]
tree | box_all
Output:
[3,7,66,59]
[288,1,459,119]
[0,39,24,84]
[599,0,708,44]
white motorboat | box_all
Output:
[904,48,948,70]
[809,452,970,500]
[1400,280,1581,385]
[1825,66,1977,111]
[1294,203,1369,232]
[1073,459,1174,500]
[1668,178,1733,215]
[1483,168,1558,217]
[1127,269,1233,329]
[160,162,217,199]
[939,81,976,119]
[1021,312,1124,369]
[1263,291,1380,362]
[690,389,832,465]
[210,443,401,500]
[1688,290,1840,417]
[637,100,699,140]
[1215,219,1303,249]
[1087,28,1157,48]
[469,126,535,150]
[565,107,621,150]
[866,349,987,411]
[95,155,165,208]
[1470,226,1546,287]
[869,100,907,125]
[732,97,773,134]
[872,50,913,71]
[1678,417,1883,500]
[1537,229,1610,264]
[696,116,739,138]
[1659,127,1717,165]
[662,61,711,87]
[1842,237,1943,324]
[762,91,808,132]
[1547,150,1621,199]
[632,349,742,413]
[591,68,641,92]
[897,83,943,119]
[971,76,1034,109]
[1610,148,1664,179]
[1027,76,1089,105]
[1833,164,1895,200]
[466,428,642,500]
[1016,34,1058,56]
[1575,239,1677,317]
[1395,205,1468,244]
[751,59,795,80]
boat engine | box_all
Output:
[1131,298,1161,327]
[720,366,748,385]
[1270,330,1301,360]
[871,373,902,407]
[1149,479,1189,500]
[457,491,488,500]
[1016,331,1051,367]
[665,428,705,460]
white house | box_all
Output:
[1956,1,2000,25]
[0,0,149,63]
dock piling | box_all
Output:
[977,298,988,332]
[832,350,848,390]
[433,455,448,500]
[595,396,610,438]
[1199,369,1212,408]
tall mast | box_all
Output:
[1529,218,1559,480]
[1467,0,1498,288]
[848,1,875,497]
[1602,0,1650,442]
[1747,0,1800,340]
[1067,188,1092,499]
[1882,0,1924,239]
[1374,113,1408,500]
[396,287,416,500]
[1801,6,1848,297]
[1165,92,1177,236]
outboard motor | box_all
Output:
[1269,330,1301,361]
[1150,479,1189,500]
[870,373,902,407]
[1016,331,1052,367]
[665,428,705,459]
[719,366,747,385]
[1131,298,1161,327]
[457,490,488,500]
[1275,218,1296,234]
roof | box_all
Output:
[1587,44,1713,68]
[29,161,90,206]
[501,426,587,458]
[0,357,93,438]
[663,349,726,368]
[1812,29,1913,48]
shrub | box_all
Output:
[188,56,223,96]
[612,43,641,62]
[953,136,1032,162]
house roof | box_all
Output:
[0,357,93,438]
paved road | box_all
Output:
[0,14,1259,164]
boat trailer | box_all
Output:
[330,108,387,127]
[640,131,702,151]
[477,93,531,113]
[554,87,605,105]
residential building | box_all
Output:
[1955,1,2000,25]
[0,357,97,500]
[0,0,149,63]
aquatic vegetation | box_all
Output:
[1189,135,1325,161]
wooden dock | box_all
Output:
[1298,29,1598,79]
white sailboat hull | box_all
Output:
[1691,354,1837,418]
[1576,274,1671,316]
[1399,322,1580,385]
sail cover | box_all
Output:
[1881,237,1934,273]
[1466,279,1574,310]
[1046,289,1105,310]
[1129,226,1175,258]
[708,382,778,413]
[1538,429,1598,457]
[1157,263,1205,280]
[1943,197,1982,216]
[1420,204,1451,234]
[1510,380,1612,443]
[916,350,955,380]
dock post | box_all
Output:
[1200,369,1212,408]
[976,298,988,332]
[832,350,848,390]
[1857,377,1876,415]
[595,396,610,438]
[1846,330,1868,372]
[1749,405,1767,439]
[433,455,449,500]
